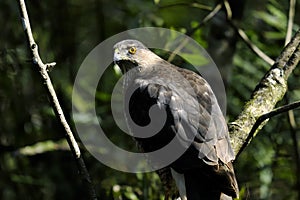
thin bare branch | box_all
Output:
[187,3,222,36]
[287,97,300,200]
[285,0,296,45]
[167,3,222,62]
[288,110,297,129]
[231,23,275,65]
[17,0,98,199]
[223,2,274,66]
[289,114,300,200]
[223,0,232,20]
[167,38,189,62]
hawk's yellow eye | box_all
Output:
[128,47,137,54]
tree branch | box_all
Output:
[237,100,300,157]
[17,0,98,199]
[229,29,300,156]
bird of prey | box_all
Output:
[113,39,239,200]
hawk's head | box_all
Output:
[113,40,160,73]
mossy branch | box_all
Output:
[229,29,300,157]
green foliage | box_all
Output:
[1,0,299,199]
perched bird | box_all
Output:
[113,39,239,200]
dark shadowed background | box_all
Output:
[1,0,300,199]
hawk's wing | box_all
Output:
[176,67,235,165]
[127,64,234,166]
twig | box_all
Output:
[285,0,298,131]
[286,11,300,191]
[187,3,222,36]
[229,22,275,66]
[167,38,189,62]
[17,0,98,199]
[16,139,69,156]
[237,100,300,157]
[288,109,297,129]
[285,0,296,45]
[286,95,300,199]
[221,2,274,66]
[285,0,297,176]
[286,16,298,179]
[167,3,222,62]
[223,0,232,20]
[290,128,300,200]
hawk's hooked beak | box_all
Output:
[113,48,138,73]
[113,48,123,64]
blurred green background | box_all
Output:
[1,0,300,199]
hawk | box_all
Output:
[113,39,239,200]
